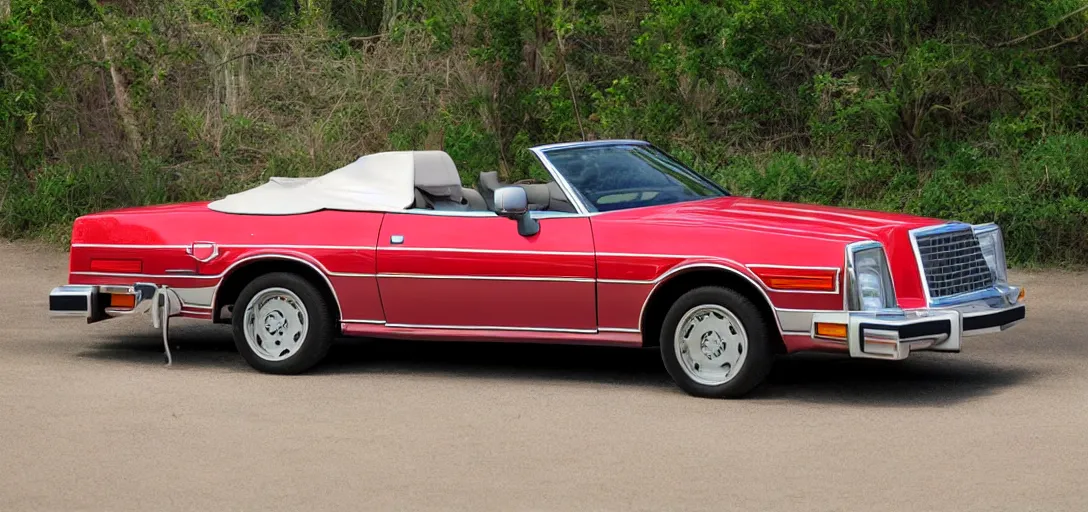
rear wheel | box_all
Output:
[232,272,334,374]
[660,286,773,398]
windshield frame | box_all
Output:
[529,140,729,215]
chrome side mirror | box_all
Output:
[494,186,528,216]
[493,186,539,237]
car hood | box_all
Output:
[620,196,943,243]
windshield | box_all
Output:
[539,143,728,213]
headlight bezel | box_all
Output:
[972,223,1008,285]
[846,241,898,312]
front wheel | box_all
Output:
[660,286,774,398]
[232,272,335,374]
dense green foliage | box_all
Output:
[2,0,1087,264]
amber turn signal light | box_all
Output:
[751,267,839,292]
[109,294,137,309]
[765,275,837,292]
[815,322,848,340]
[1018,288,1026,302]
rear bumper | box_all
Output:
[809,286,1025,360]
[49,283,163,323]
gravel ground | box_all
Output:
[1,241,1085,511]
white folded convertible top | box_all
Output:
[208,151,456,215]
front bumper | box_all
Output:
[811,286,1026,360]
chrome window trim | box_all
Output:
[528,146,593,215]
[531,139,651,151]
[530,139,731,216]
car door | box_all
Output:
[374,211,597,332]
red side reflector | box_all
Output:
[90,259,142,273]
[752,267,838,292]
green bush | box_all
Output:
[2,0,1087,265]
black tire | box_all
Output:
[659,286,774,398]
[231,272,335,374]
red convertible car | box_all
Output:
[49,140,1026,398]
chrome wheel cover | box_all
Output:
[243,287,309,362]
[674,304,748,386]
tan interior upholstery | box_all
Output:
[477,171,503,210]
[413,151,463,203]
[545,182,577,213]
[413,151,500,211]
[522,184,551,205]
[461,187,487,210]
[476,171,577,213]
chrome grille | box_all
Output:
[915,227,994,299]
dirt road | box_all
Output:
[1,241,1085,511]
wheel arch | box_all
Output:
[639,263,784,353]
[212,254,342,324]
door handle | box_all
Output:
[390,235,404,245]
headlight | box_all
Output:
[848,243,897,311]
[973,223,1007,284]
